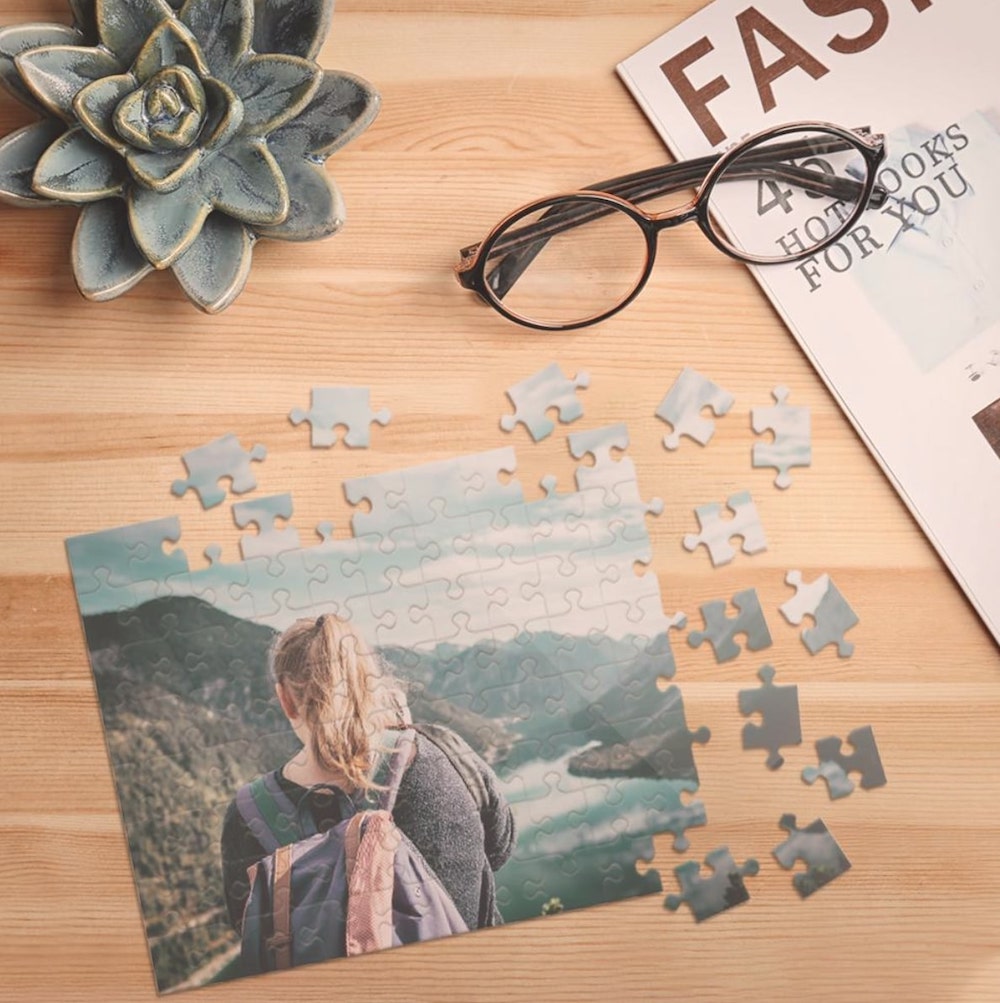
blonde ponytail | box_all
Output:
[270,615,406,791]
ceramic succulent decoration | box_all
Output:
[0,0,379,311]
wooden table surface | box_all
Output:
[2,1,999,1000]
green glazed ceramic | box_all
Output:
[0,0,379,312]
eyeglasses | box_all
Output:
[455,121,887,331]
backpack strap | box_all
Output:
[373,727,417,814]
[412,723,489,812]
[268,844,294,970]
[236,773,302,854]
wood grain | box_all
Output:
[1,2,998,1000]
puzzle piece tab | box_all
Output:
[233,493,301,561]
[289,386,391,447]
[780,570,859,657]
[682,490,766,566]
[802,725,887,799]
[171,433,267,509]
[665,847,759,921]
[773,814,851,897]
[751,385,811,489]
[500,362,590,441]
[738,665,801,770]
[655,367,734,450]
[688,588,773,663]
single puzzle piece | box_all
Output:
[170,433,267,509]
[751,385,812,489]
[682,490,767,566]
[665,847,759,921]
[802,725,887,799]
[655,366,734,450]
[780,570,859,657]
[232,492,302,562]
[773,813,851,897]
[499,361,590,441]
[289,386,392,448]
[738,665,801,769]
[688,588,773,663]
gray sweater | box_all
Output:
[221,732,516,932]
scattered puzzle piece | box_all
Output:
[688,588,773,663]
[682,490,766,566]
[738,665,801,770]
[500,362,590,441]
[170,433,267,509]
[289,386,391,447]
[665,847,759,921]
[802,725,887,799]
[751,386,811,489]
[655,366,734,450]
[780,570,859,657]
[773,814,851,897]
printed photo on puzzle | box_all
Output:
[65,433,703,994]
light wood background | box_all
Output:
[2,1,999,1000]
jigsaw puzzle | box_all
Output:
[780,570,859,657]
[772,814,851,897]
[66,434,701,994]
[751,386,811,488]
[802,725,887,799]
[499,362,590,441]
[655,366,734,450]
[682,490,767,566]
[688,588,773,663]
[171,433,267,509]
[665,847,759,921]
[738,665,801,770]
[289,386,392,448]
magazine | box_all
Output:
[617,0,1000,646]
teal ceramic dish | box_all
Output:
[0,0,379,312]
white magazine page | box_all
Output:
[618,0,1000,645]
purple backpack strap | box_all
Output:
[235,772,301,854]
[376,727,417,814]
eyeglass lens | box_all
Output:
[706,128,870,260]
[482,196,649,329]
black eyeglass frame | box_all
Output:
[455,121,888,332]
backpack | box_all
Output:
[237,727,469,973]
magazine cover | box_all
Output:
[618,0,1000,644]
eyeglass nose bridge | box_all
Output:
[648,201,700,232]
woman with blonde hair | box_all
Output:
[221,613,516,947]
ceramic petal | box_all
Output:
[255,149,343,241]
[15,44,123,121]
[179,0,253,83]
[252,0,331,60]
[33,125,126,201]
[125,146,200,193]
[132,17,208,82]
[95,0,175,66]
[128,181,211,267]
[269,70,379,159]
[0,119,67,205]
[172,210,254,312]
[0,23,82,112]
[205,138,288,224]
[73,73,135,152]
[73,197,154,300]
[235,54,320,137]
